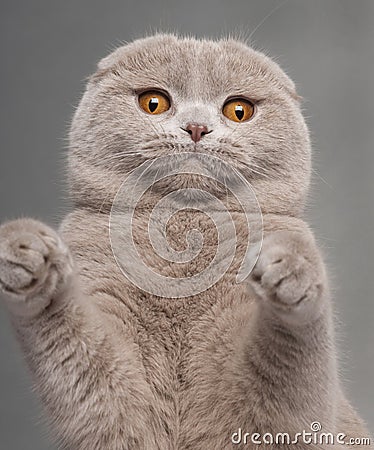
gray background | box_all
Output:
[0,0,373,448]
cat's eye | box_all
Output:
[138,90,171,115]
[222,98,255,123]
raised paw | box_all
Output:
[0,218,73,317]
[248,230,327,323]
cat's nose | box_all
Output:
[182,123,211,143]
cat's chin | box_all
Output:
[128,151,257,210]
[147,174,230,205]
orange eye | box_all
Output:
[222,98,255,123]
[138,90,171,115]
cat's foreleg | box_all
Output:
[244,216,339,438]
[0,218,153,449]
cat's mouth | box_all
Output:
[129,151,256,209]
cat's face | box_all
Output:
[69,34,311,215]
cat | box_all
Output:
[0,33,371,449]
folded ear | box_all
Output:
[222,39,303,103]
[267,59,303,102]
[89,46,129,82]
[97,46,129,71]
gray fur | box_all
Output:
[0,34,371,449]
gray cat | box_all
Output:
[0,34,371,449]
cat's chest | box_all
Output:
[125,285,256,450]
[61,205,254,368]
[61,206,250,281]
[61,208,257,445]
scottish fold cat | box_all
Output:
[0,34,371,449]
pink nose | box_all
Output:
[183,123,210,143]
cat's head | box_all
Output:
[69,33,311,215]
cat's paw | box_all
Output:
[247,230,327,323]
[0,218,73,317]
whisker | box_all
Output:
[148,163,162,197]
[246,160,270,172]
[247,165,271,179]
[221,160,230,205]
[247,0,290,43]
[98,189,113,214]
[109,151,146,158]
[311,167,334,190]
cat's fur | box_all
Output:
[0,34,371,449]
